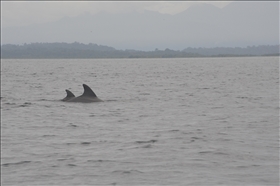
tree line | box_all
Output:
[1,42,279,59]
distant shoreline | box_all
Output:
[2,55,279,60]
[1,42,279,59]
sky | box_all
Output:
[1,1,232,28]
[1,1,278,50]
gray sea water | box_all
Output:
[1,57,279,186]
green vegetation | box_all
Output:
[1,42,279,59]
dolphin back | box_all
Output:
[62,84,103,103]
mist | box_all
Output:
[1,2,279,51]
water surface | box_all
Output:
[1,57,279,185]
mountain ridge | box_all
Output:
[2,2,279,51]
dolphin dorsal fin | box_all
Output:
[82,84,97,97]
[65,89,75,98]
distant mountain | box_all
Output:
[1,42,279,58]
[2,2,279,51]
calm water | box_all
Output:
[1,57,279,185]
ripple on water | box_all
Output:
[135,140,157,144]
[81,142,91,145]
[2,160,39,167]
[112,169,144,174]
[18,102,32,107]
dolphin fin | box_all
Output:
[65,89,75,98]
[62,89,75,101]
[82,84,97,97]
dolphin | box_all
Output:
[62,89,76,101]
[62,84,103,103]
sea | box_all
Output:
[1,57,279,186]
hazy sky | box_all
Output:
[2,1,232,28]
[1,1,278,50]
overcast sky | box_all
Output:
[2,1,232,28]
[1,1,278,50]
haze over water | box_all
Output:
[2,2,278,50]
[1,57,279,185]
